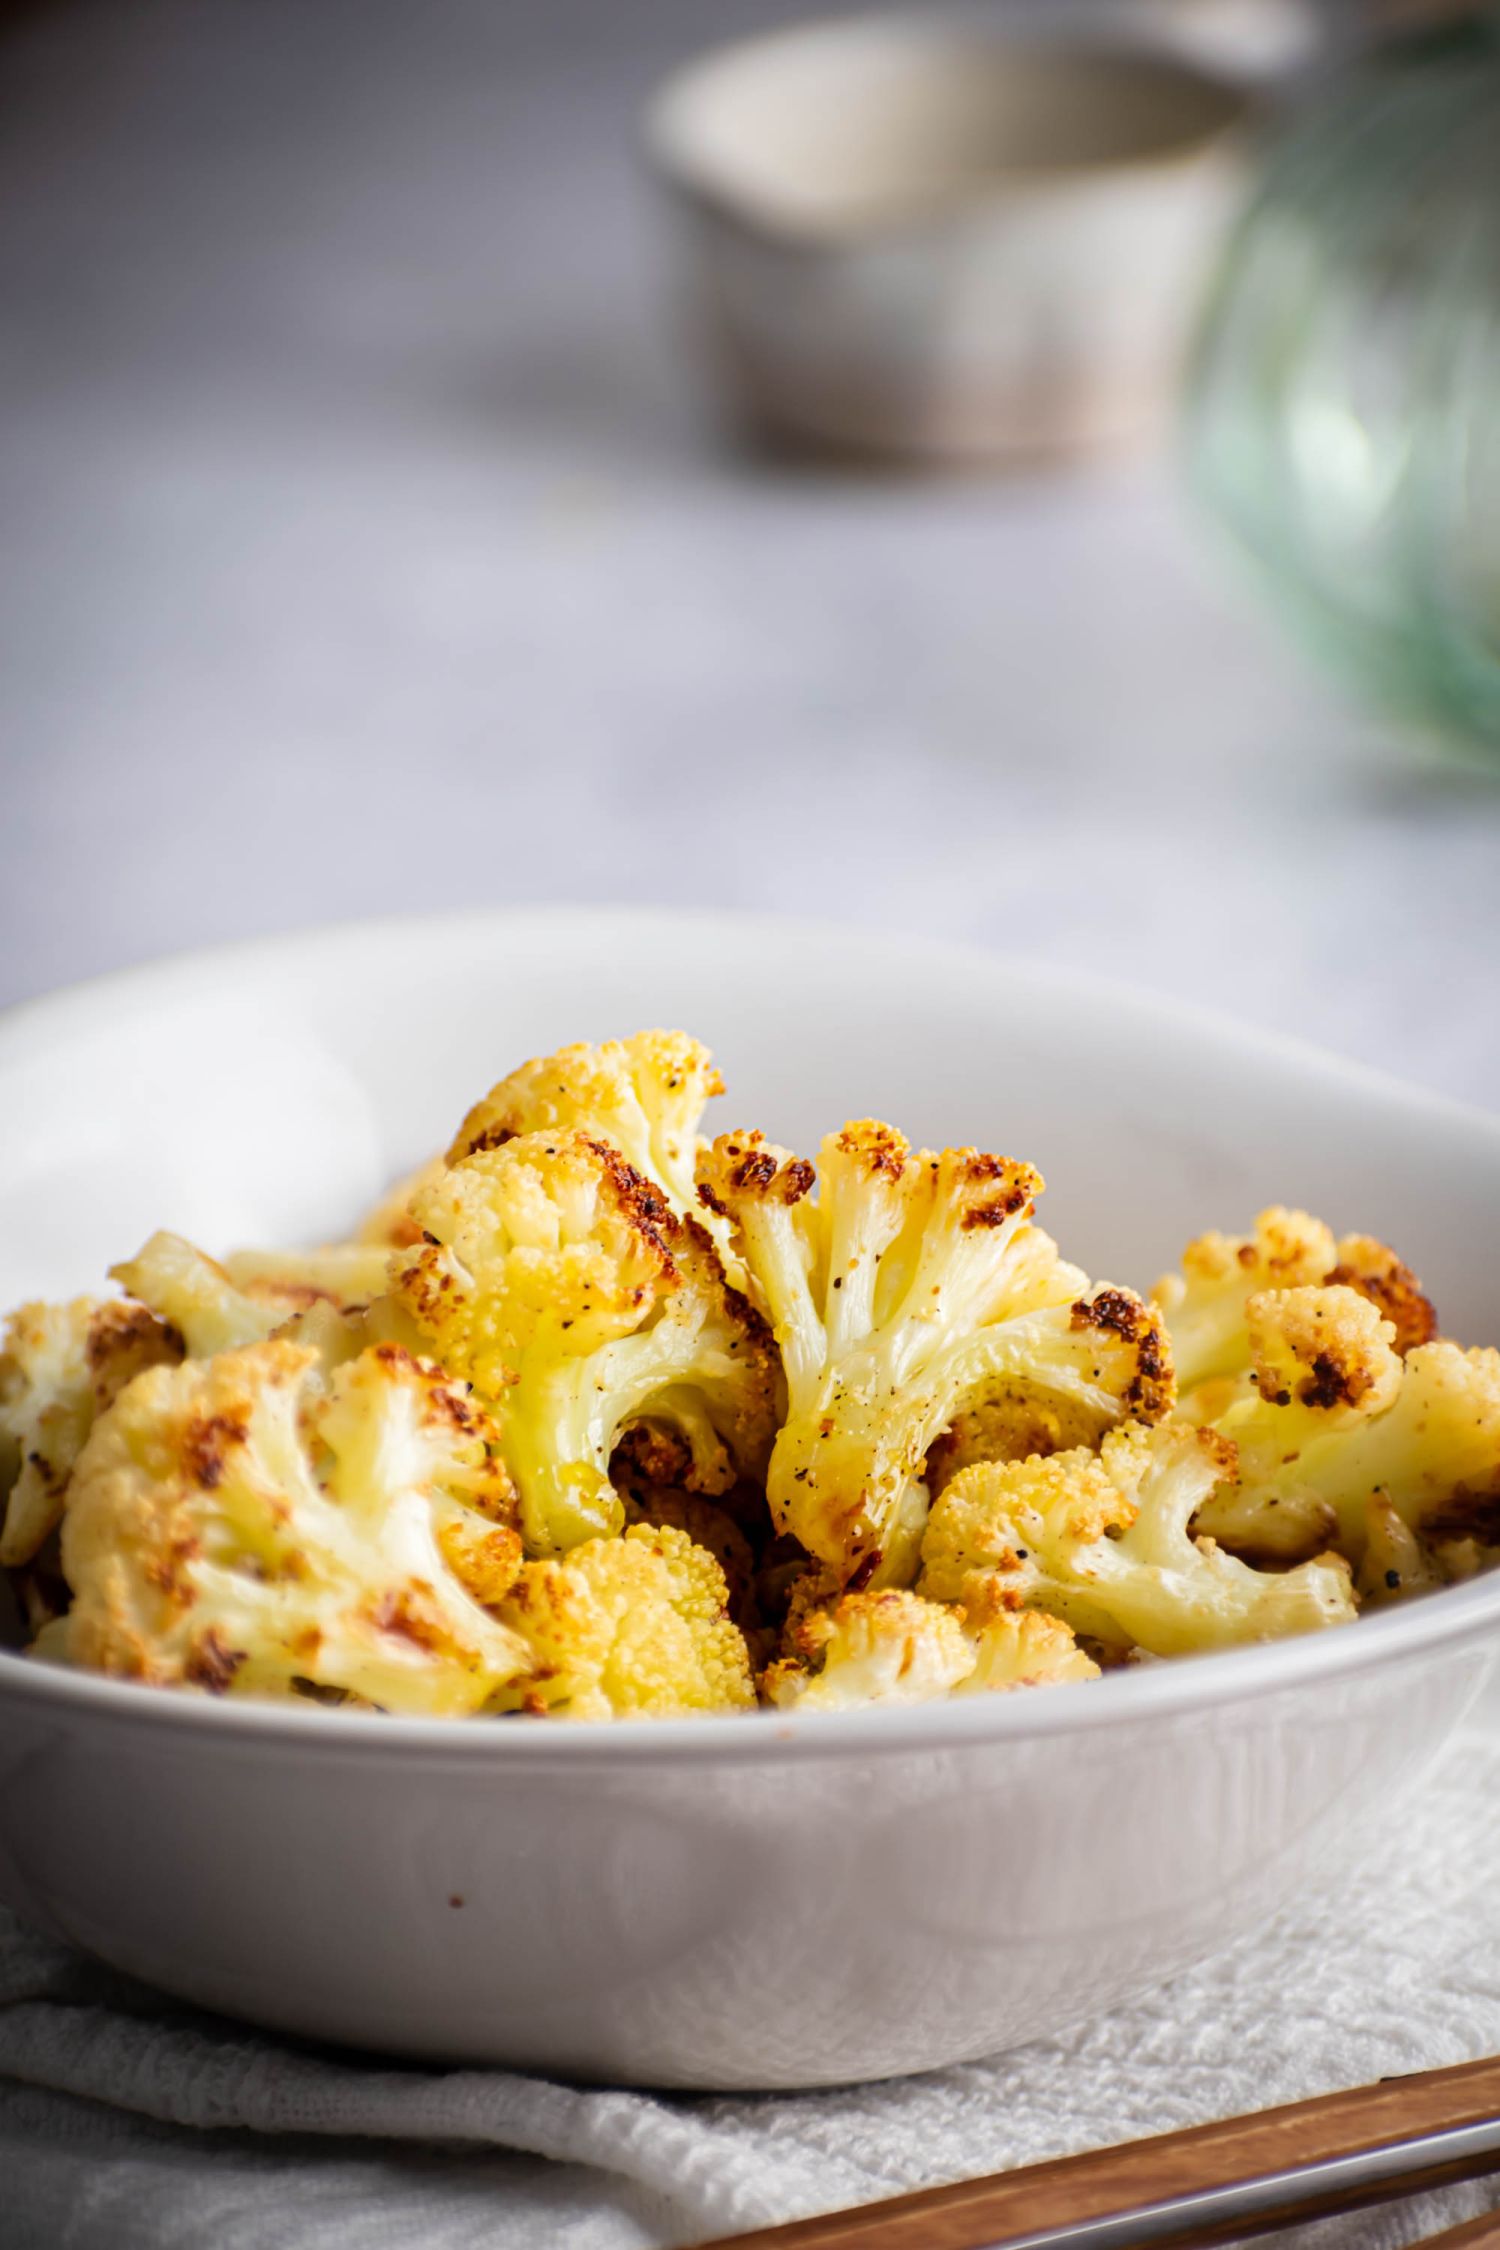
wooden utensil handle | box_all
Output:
[692,2052,1500,2250]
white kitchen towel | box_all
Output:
[2,1724,1499,2250]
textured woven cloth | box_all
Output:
[2,1724,1499,2250]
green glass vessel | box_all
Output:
[1185,10,1500,749]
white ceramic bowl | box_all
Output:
[1,909,1498,2091]
[647,18,1251,462]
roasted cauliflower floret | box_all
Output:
[762,1588,976,1710]
[952,1581,1102,1693]
[1325,1236,1439,1358]
[1155,1208,1336,1398]
[699,1122,1171,1584]
[1242,1285,1403,1419]
[451,1031,721,1213]
[15,1012,1491,1718]
[1191,1287,1416,1560]
[0,1296,182,1566]
[1156,1207,1436,1412]
[920,1421,1355,1655]
[395,1131,778,1555]
[50,1339,527,1714]
[494,1521,755,1718]
[761,1573,1099,1707]
[448,1030,745,1285]
[0,1235,386,1572]
[1189,1280,1404,1553]
[112,1231,387,1360]
[112,1233,278,1356]
[1200,1302,1500,1568]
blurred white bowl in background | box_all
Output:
[647,17,1252,464]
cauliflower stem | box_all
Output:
[699,1121,1171,1584]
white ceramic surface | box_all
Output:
[1,908,1498,2091]
[647,19,1250,461]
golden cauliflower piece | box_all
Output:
[1,1234,387,1573]
[762,1573,1099,1707]
[1324,1235,1439,1358]
[1198,1291,1500,1569]
[113,1231,387,1360]
[1242,1285,1403,1419]
[952,1584,1102,1693]
[0,1295,182,1566]
[51,1339,528,1715]
[1156,1207,1436,1410]
[920,1421,1355,1656]
[762,1588,976,1710]
[450,1030,718,1206]
[494,1522,755,1718]
[1189,1282,1411,1560]
[395,1130,779,1555]
[699,1121,1171,1585]
[448,1029,745,1287]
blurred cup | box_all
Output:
[646,15,1251,466]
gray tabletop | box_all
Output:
[0,0,1496,1109]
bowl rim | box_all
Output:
[644,11,1252,246]
[4,902,1500,1768]
[5,1562,1500,1767]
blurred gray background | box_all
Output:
[0,0,1495,1103]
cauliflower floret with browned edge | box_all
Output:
[113,1231,389,1360]
[447,1030,746,1290]
[1198,1289,1500,1570]
[361,1030,734,1262]
[1325,1236,1440,1357]
[395,1130,779,1555]
[47,1339,528,1714]
[2,1236,389,1572]
[1,1296,182,1566]
[953,1582,1102,1693]
[1193,1287,1403,1558]
[493,1522,755,1718]
[698,1121,1171,1587]
[762,1573,1099,1707]
[762,1588,976,1710]
[448,1027,708,1197]
[1244,1285,1403,1419]
[1155,1207,1436,1413]
[920,1421,1355,1655]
